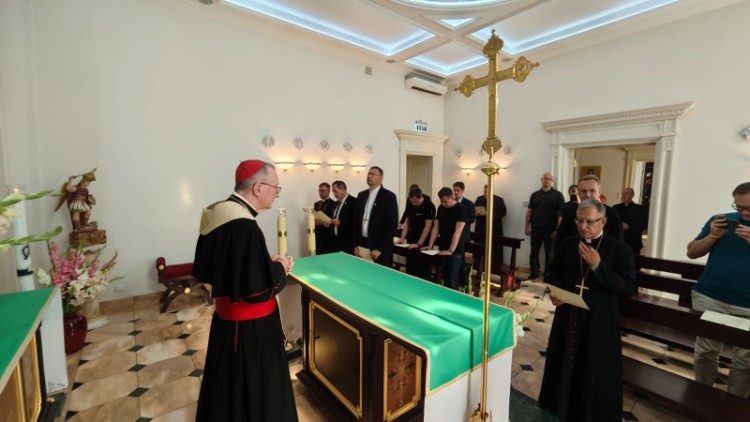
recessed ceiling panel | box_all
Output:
[407,42,485,76]
[473,0,677,54]
[439,18,475,28]
[398,0,512,7]
[227,0,434,56]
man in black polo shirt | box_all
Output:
[424,187,468,290]
[397,187,436,278]
[525,173,564,279]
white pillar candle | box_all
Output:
[305,208,316,256]
[9,185,34,291]
[277,208,288,256]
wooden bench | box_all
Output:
[622,358,749,422]
[155,257,212,313]
[392,246,446,283]
[634,255,703,307]
[468,233,524,296]
[620,257,750,420]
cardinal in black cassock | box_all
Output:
[193,160,298,422]
[539,199,635,422]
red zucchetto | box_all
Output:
[235,160,265,184]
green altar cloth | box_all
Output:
[0,287,55,388]
[291,253,516,391]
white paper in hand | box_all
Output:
[545,284,589,310]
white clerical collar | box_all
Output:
[583,230,604,244]
[232,192,259,214]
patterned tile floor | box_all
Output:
[57,277,724,421]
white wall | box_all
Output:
[445,1,750,266]
[0,0,444,299]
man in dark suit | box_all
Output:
[475,184,507,272]
[313,182,336,254]
[330,180,357,255]
[355,166,399,267]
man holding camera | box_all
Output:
[686,182,750,397]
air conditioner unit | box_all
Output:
[405,74,448,96]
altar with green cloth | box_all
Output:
[0,287,61,421]
[291,252,516,422]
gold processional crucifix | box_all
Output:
[457,30,538,422]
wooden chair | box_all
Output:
[155,257,212,313]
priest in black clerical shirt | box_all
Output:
[613,187,648,255]
[313,182,336,254]
[539,199,635,422]
[474,184,506,272]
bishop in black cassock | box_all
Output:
[193,160,297,422]
[539,199,635,422]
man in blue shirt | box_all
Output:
[687,182,750,397]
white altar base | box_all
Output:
[424,351,513,422]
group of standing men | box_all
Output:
[313,169,509,291]
[188,157,748,422]
[537,176,750,421]
[525,172,648,280]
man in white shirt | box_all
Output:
[354,166,398,266]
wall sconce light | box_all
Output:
[328,163,345,172]
[364,145,373,155]
[741,127,750,141]
[303,162,321,172]
[320,140,330,150]
[499,165,509,173]
[351,164,367,173]
[455,150,463,159]
[460,167,475,175]
[275,161,295,172]
[261,135,275,148]
[293,138,304,150]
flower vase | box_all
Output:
[80,296,109,330]
[63,313,88,354]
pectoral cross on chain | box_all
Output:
[575,280,589,297]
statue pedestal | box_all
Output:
[70,228,107,249]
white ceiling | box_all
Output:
[208,0,743,81]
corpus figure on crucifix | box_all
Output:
[539,198,636,421]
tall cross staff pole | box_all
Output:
[457,30,538,422]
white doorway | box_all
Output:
[394,130,448,214]
[406,155,433,197]
[543,102,694,258]
[571,143,656,206]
